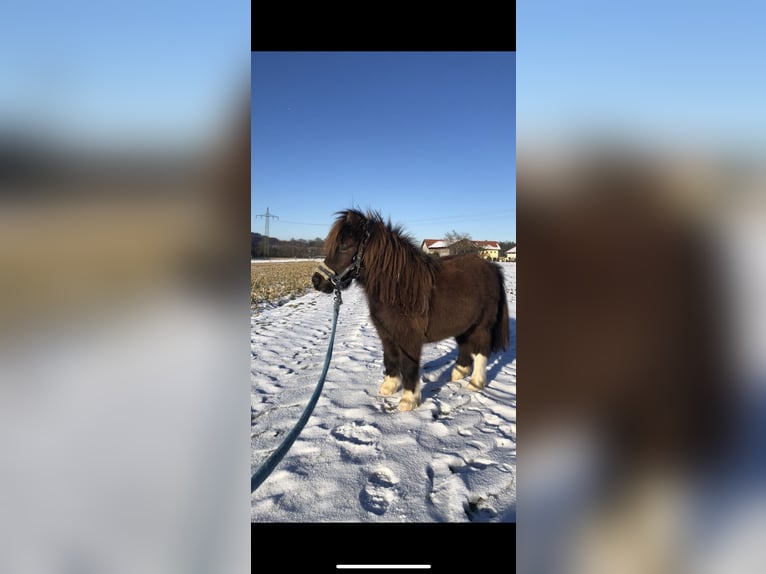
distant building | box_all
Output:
[421,238,502,261]
[473,240,501,261]
[420,239,452,258]
[505,246,516,262]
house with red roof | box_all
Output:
[420,238,502,261]
[420,239,452,258]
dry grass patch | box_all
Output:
[251,261,319,307]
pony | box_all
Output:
[312,209,510,411]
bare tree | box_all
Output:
[450,238,480,256]
[444,229,472,244]
[443,230,479,256]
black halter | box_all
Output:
[316,227,370,289]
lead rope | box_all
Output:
[251,286,343,493]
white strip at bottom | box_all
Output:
[337,565,431,570]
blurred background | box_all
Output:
[5,0,766,571]
[517,2,766,573]
[0,1,250,572]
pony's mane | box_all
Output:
[327,209,437,314]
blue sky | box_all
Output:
[517,1,766,151]
[1,1,249,146]
[251,52,516,243]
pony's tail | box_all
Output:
[491,266,510,354]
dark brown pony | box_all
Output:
[312,209,510,411]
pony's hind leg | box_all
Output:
[463,329,491,391]
[451,334,473,381]
[468,352,488,391]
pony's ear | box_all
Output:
[345,210,366,225]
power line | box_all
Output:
[262,211,514,228]
[404,210,514,224]
[277,220,328,226]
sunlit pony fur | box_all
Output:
[312,209,510,411]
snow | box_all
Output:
[251,262,516,522]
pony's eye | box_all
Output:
[339,244,353,253]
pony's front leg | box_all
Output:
[398,347,422,412]
[378,338,401,396]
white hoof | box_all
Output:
[379,375,401,396]
[468,353,488,391]
[467,379,485,391]
[398,389,421,411]
[451,364,471,382]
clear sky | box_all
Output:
[251,52,516,243]
[1,0,249,147]
[517,1,766,152]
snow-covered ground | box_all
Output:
[251,262,516,522]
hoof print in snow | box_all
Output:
[331,422,382,462]
[464,496,498,522]
[360,467,399,516]
[380,399,400,413]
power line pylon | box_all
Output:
[255,207,279,258]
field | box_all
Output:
[251,261,516,522]
[251,260,320,309]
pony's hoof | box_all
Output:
[398,390,421,411]
[451,364,471,382]
[379,375,401,396]
[467,378,486,392]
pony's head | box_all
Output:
[312,209,371,294]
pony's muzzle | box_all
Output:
[312,265,335,294]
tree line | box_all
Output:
[251,233,325,259]
[251,231,515,260]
